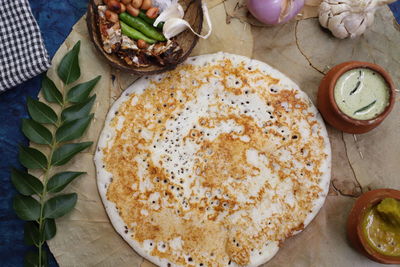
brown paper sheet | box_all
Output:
[192,2,253,57]
[41,1,400,266]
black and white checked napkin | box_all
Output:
[0,0,50,92]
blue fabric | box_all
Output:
[0,1,399,266]
[390,1,400,22]
[0,1,86,266]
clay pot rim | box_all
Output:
[349,189,400,264]
[327,61,396,127]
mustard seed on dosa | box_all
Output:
[95,53,331,267]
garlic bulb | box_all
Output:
[319,0,396,39]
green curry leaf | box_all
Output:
[13,195,41,221]
[61,95,96,122]
[43,193,77,219]
[27,97,58,125]
[51,142,93,166]
[21,119,52,145]
[41,76,63,105]
[67,76,101,103]
[55,114,93,143]
[57,41,81,85]
[42,219,57,241]
[24,222,40,246]
[11,169,43,196]
[18,146,48,170]
[47,172,85,193]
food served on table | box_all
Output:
[334,68,390,120]
[95,53,331,266]
[362,198,400,257]
[95,0,186,67]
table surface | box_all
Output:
[1,1,399,266]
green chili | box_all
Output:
[354,100,377,115]
[119,12,166,42]
[120,21,156,44]
[138,10,155,25]
[138,11,164,30]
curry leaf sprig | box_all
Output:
[11,41,101,267]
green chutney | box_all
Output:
[362,198,400,257]
[334,68,390,120]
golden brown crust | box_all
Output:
[101,57,328,266]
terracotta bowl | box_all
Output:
[347,189,400,264]
[86,0,203,75]
[317,61,396,134]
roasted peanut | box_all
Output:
[137,39,149,49]
[121,0,131,4]
[107,0,121,13]
[105,10,119,23]
[126,4,140,16]
[146,7,158,19]
[131,0,143,9]
[140,0,152,10]
[120,3,126,13]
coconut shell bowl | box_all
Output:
[87,0,203,75]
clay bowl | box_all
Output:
[87,0,203,75]
[347,189,400,264]
[317,61,396,134]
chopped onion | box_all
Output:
[247,0,305,25]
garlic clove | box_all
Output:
[319,15,328,28]
[162,18,188,39]
[328,11,348,28]
[328,11,350,39]
[319,2,331,27]
[319,2,331,12]
[332,26,349,39]
[153,2,184,27]
[348,17,368,38]
[343,14,364,33]
[331,4,350,15]
[162,2,212,40]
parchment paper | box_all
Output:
[40,1,400,266]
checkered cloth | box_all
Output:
[0,0,50,92]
